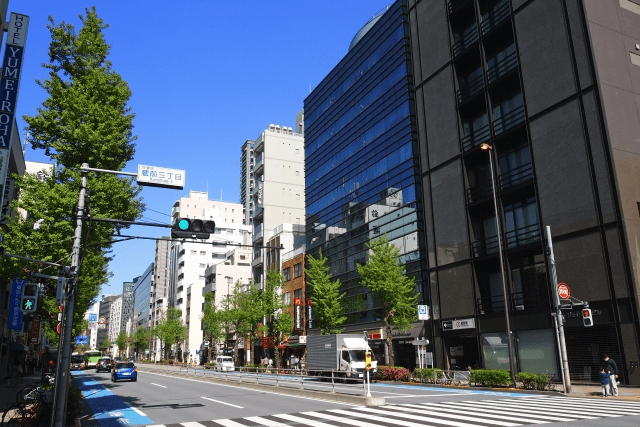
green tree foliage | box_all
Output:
[101,336,111,353]
[306,249,346,334]
[202,292,225,363]
[116,330,126,356]
[356,235,418,364]
[154,307,186,362]
[236,284,264,365]
[0,7,144,342]
[263,270,293,369]
[132,326,148,355]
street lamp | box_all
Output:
[480,142,517,385]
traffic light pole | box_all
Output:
[545,226,571,394]
[52,164,88,427]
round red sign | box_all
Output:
[56,322,61,334]
[557,282,571,299]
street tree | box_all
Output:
[0,6,143,343]
[132,327,148,359]
[236,284,264,365]
[306,248,346,334]
[356,234,418,364]
[202,292,225,364]
[101,337,111,354]
[116,330,127,357]
[263,269,293,369]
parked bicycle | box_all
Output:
[2,383,53,427]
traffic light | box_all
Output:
[582,308,593,327]
[365,351,372,370]
[21,283,39,313]
[171,218,215,239]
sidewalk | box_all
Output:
[0,370,43,410]
[564,384,640,401]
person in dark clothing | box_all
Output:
[599,367,610,396]
[604,354,618,396]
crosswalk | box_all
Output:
[147,396,640,426]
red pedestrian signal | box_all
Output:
[582,308,593,327]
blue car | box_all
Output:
[111,362,137,382]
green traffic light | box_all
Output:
[177,218,190,231]
[23,299,35,310]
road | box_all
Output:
[73,369,640,427]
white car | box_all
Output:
[215,356,235,372]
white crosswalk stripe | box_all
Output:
[144,395,640,427]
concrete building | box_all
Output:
[169,191,250,359]
[305,0,640,384]
[97,295,119,349]
[108,295,122,355]
[251,125,306,287]
[239,140,255,226]
[120,279,136,333]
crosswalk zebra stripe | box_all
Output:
[464,399,601,419]
[244,416,292,426]
[204,420,247,427]
[432,401,576,423]
[272,412,343,426]
[480,398,625,417]
[349,406,513,427]
[303,410,410,427]
[500,397,640,415]
[400,401,553,424]
[540,396,640,411]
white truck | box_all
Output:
[306,334,377,380]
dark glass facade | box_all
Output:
[304,1,426,356]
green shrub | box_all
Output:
[377,366,411,382]
[413,368,443,383]
[469,369,513,387]
[517,372,554,390]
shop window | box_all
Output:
[294,263,302,278]
[283,267,291,281]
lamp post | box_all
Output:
[480,143,517,385]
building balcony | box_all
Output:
[254,206,263,220]
[477,290,550,314]
[254,154,264,175]
[457,71,485,104]
[493,105,525,136]
[480,0,511,35]
[452,24,479,57]
[499,163,533,190]
[447,0,471,15]
[487,49,518,85]
[461,123,491,152]
[472,223,541,257]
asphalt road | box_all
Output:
[73,369,640,427]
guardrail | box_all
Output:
[137,364,374,397]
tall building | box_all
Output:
[120,279,136,333]
[239,140,254,226]
[306,0,640,384]
[151,237,171,326]
[169,191,250,359]
[133,263,154,330]
[97,295,119,349]
[251,124,306,286]
[304,2,424,366]
[108,295,123,354]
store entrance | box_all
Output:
[444,335,480,370]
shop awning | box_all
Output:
[286,343,305,348]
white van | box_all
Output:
[215,356,235,372]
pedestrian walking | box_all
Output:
[599,367,610,396]
[604,354,619,396]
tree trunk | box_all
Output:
[385,321,394,366]
[275,347,281,369]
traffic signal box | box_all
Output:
[365,351,372,370]
[582,308,593,327]
[171,218,215,239]
[21,283,39,313]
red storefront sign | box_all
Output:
[262,336,275,349]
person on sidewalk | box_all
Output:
[599,367,610,396]
[604,354,619,396]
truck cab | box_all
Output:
[340,342,377,380]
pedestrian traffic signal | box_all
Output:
[21,283,39,313]
[582,308,593,327]
[365,351,372,370]
[171,218,215,239]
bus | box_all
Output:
[83,351,102,369]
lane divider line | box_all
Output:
[150,383,167,388]
[201,396,244,408]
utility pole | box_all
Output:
[545,226,571,394]
[52,163,88,427]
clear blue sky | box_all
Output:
[12,1,393,299]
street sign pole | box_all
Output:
[545,226,571,394]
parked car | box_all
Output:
[215,356,235,372]
[70,354,84,370]
[111,362,137,382]
[96,357,112,373]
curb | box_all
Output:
[137,366,386,407]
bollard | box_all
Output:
[331,370,335,393]
[276,369,279,387]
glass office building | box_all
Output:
[304,2,426,366]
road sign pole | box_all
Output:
[545,226,571,394]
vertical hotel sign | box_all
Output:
[0,13,28,211]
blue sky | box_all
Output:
[12,1,393,298]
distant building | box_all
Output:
[133,264,154,330]
[239,140,254,226]
[108,295,123,354]
[97,295,119,349]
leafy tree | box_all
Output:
[306,249,346,334]
[262,269,293,369]
[132,326,149,359]
[0,7,143,343]
[201,292,225,364]
[236,284,264,365]
[156,307,187,362]
[356,234,418,364]
[116,330,126,357]
[101,336,111,353]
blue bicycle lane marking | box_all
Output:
[371,383,537,397]
[73,370,154,427]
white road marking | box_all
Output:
[384,393,468,398]
[131,407,146,416]
[201,396,244,408]
[150,383,167,388]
